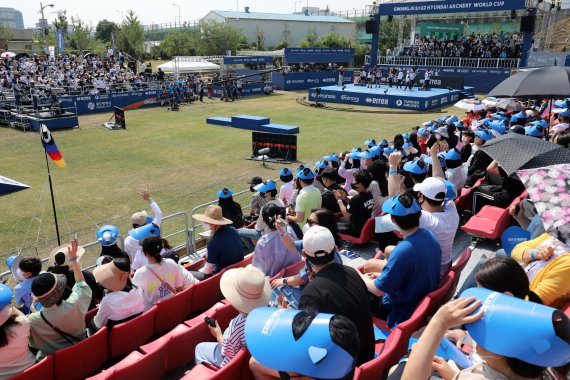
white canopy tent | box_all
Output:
[157,58,221,77]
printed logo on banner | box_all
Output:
[432,99,439,106]
[341,95,359,103]
[88,102,96,110]
[365,98,373,104]
[451,94,459,101]
[286,80,291,84]
[440,97,448,103]
[396,99,403,106]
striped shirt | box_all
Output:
[220,313,247,367]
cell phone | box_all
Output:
[204,316,216,327]
[513,203,521,214]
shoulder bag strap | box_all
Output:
[145,265,177,295]
[40,311,81,345]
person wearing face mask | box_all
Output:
[246,176,267,220]
[6,257,42,315]
[190,205,244,280]
[460,130,475,163]
[334,169,374,238]
[465,130,494,188]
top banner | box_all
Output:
[284,48,355,64]
[223,56,273,65]
[380,0,526,16]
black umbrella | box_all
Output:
[480,133,570,176]
[487,66,570,98]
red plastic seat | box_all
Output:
[53,326,108,380]
[190,271,225,313]
[454,178,485,213]
[111,340,167,380]
[283,259,305,277]
[85,307,99,325]
[181,349,252,380]
[427,273,454,316]
[184,257,205,271]
[108,306,157,359]
[270,269,285,281]
[462,190,527,240]
[9,355,54,380]
[449,247,473,297]
[339,218,376,245]
[154,284,195,334]
[225,254,254,270]
[354,327,403,380]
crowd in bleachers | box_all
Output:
[1,96,570,379]
[401,32,523,59]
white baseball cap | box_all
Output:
[413,177,447,202]
[302,226,336,257]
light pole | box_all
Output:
[295,1,302,13]
[116,9,124,22]
[38,2,54,39]
[236,0,239,12]
[172,4,181,26]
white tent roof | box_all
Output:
[157,60,220,73]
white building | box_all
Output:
[202,10,355,49]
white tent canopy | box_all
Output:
[157,60,220,73]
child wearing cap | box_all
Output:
[278,168,294,207]
[195,266,270,369]
[12,258,41,314]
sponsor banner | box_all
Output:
[273,71,354,90]
[59,90,160,115]
[211,83,273,98]
[378,65,510,93]
[307,88,463,111]
[284,48,355,64]
[380,0,525,16]
[223,56,273,65]
[421,76,464,90]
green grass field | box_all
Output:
[0,90,459,271]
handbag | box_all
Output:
[40,311,82,346]
[145,265,183,295]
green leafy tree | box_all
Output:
[278,24,291,48]
[198,20,245,55]
[319,29,349,48]
[53,11,69,37]
[95,19,119,43]
[117,10,144,58]
[352,42,369,66]
[0,23,11,51]
[254,26,265,51]
[298,28,319,47]
[379,17,411,54]
[160,30,198,57]
[69,17,93,54]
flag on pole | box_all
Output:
[40,124,66,168]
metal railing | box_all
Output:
[365,55,520,68]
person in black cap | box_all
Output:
[247,176,266,220]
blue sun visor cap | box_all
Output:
[97,225,119,247]
[245,308,356,379]
[364,139,376,147]
[461,288,570,367]
[443,148,461,161]
[422,121,433,127]
[475,130,493,141]
[489,121,506,135]
[379,139,389,148]
[418,128,429,138]
[554,99,567,108]
[434,118,444,123]
[531,119,548,128]
[323,154,339,163]
[382,194,422,216]
[428,126,437,132]
[5,255,17,270]
[558,110,570,118]
[402,142,413,149]
[444,180,457,200]
[383,146,396,155]
[425,154,447,168]
[0,283,13,311]
[128,223,161,241]
[402,133,410,140]
[455,121,465,129]
[357,150,375,159]
[217,187,234,199]
[480,118,492,124]
[446,115,458,123]
[348,151,361,160]
[257,180,277,193]
[525,126,544,137]
[350,147,361,153]
[403,159,428,175]
[314,161,329,170]
[370,145,382,157]
[514,111,526,119]
[297,167,316,180]
[279,168,292,177]
[509,115,519,123]
[492,113,508,121]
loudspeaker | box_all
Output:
[520,16,536,33]
[510,10,517,19]
[252,132,297,162]
[365,20,376,34]
[387,15,393,22]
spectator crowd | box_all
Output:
[1,91,570,379]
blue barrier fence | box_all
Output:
[59,90,160,115]
[272,71,354,91]
[284,48,355,64]
[211,83,273,97]
[377,65,511,93]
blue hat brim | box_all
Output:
[128,223,161,241]
[381,195,422,216]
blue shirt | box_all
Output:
[14,278,34,314]
[253,231,302,277]
[528,214,545,239]
[207,226,244,273]
[374,228,441,328]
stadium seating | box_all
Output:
[9,355,54,380]
[454,178,485,213]
[154,284,195,334]
[354,327,403,380]
[180,349,253,380]
[461,190,528,240]
[53,326,109,380]
[85,306,99,325]
[258,123,300,134]
[448,247,473,298]
[205,117,232,126]
[189,271,225,313]
[108,306,157,359]
[427,273,454,317]
[283,259,306,277]
[339,218,376,245]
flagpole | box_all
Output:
[44,151,61,245]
